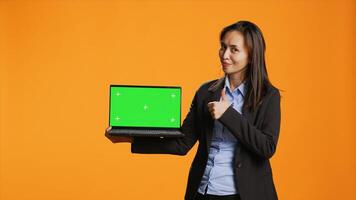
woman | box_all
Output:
[106,20,281,200]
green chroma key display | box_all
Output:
[110,86,181,128]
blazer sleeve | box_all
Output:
[131,92,199,156]
[218,89,281,159]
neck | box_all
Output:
[227,70,246,91]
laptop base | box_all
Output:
[108,128,184,137]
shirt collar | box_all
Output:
[224,76,247,98]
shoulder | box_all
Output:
[188,78,221,102]
[200,79,219,91]
[262,83,281,107]
[266,84,280,97]
[265,84,280,97]
[195,78,221,95]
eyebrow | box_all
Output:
[220,42,240,48]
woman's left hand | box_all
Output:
[207,88,232,119]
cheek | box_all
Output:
[231,55,242,64]
[231,56,248,68]
[242,53,250,63]
[242,56,249,65]
[233,54,248,64]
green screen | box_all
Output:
[110,86,181,128]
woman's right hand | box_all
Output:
[105,126,134,143]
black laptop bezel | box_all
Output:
[109,84,182,130]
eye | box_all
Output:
[232,48,239,53]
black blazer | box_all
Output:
[132,78,281,200]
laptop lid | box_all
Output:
[109,85,181,129]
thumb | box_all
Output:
[220,87,228,102]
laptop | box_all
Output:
[107,85,184,137]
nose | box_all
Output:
[222,48,230,60]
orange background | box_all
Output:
[1,0,355,199]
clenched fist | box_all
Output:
[207,87,232,119]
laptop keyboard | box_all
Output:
[109,128,183,137]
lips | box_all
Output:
[222,62,232,67]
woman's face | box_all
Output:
[219,30,249,77]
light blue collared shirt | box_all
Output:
[198,77,246,195]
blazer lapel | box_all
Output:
[203,77,225,150]
[203,77,256,151]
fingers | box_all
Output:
[221,87,226,97]
[207,102,213,109]
[220,87,228,101]
[111,136,132,143]
[207,102,217,119]
[106,126,112,132]
[207,102,215,112]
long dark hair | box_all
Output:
[220,20,276,112]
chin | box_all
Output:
[222,66,247,76]
[222,68,234,74]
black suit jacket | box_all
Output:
[132,78,281,200]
